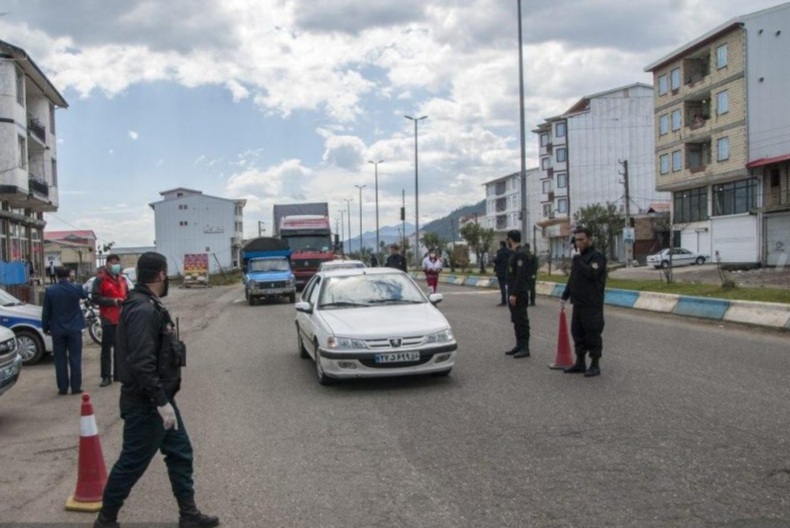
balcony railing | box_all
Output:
[27,116,46,143]
[28,173,49,198]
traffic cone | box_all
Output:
[549,308,574,369]
[65,393,107,512]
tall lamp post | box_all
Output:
[517,0,529,240]
[354,184,366,255]
[405,114,427,268]
[368,159,384,256]
[343,198,353,256]
[337,209,345,256]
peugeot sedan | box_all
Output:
[295,268,457,385]
[646,248,709,269]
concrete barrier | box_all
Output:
[673,296,730,320]
[633,291,680,313]
[723,300,790,329]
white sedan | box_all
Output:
[318,259,366,271]
[295,268,457,385]
[647,248,709,269]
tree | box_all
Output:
[459,222,495,274]
[573,202,624,261]
[420,232,447,258]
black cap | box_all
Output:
[137,252,167,282]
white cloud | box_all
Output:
[128,130,138,140]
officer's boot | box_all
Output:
[177,494,220,528]
[93,507,120,528]
[584,357,601,377]
[563,354,587,373]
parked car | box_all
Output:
[647,248,709,269]
[0,288,53,365]
[122,267,137,283]
[295,268,457,385]
[318,259,366,272]
[0,325,22,397]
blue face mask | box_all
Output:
[110,264,122,275]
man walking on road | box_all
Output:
[92,254,128,387]
[561,227,607,377]
[384,243,408,272]
[94,252,218,528]
[504,230,534,359]
[492,240,511,306]
[42,266,87,395]
[421,249,443,293]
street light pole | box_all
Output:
[343,198,353,256]
[405,114,427,268]
[368,159,384,256]
[517,0,529,240]
[354,184,366,255]
[337,209,345,256]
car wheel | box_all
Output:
[248,295,255,306]
[695,257,705,265]
[296,326,309,359]
[660,260,670,269]
[431,368,452,377]
[289,292,296,303]
[15,329,44,365]
[314,340,335,385]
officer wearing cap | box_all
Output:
[504,230,534,358]
[95,252,218,528]
[561,227,607,377]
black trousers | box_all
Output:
[102,397,195,513]
[496,275,507,304]
[570,304,605,359]
[100,323,117,380]
[508,293,530,349]
[527,279,536,305]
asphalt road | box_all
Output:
[2,282,790,528]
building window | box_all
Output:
[542,204,552,217]
[557,172,567,188]
[716,90,729,115]
[541,156,549,170]
[713,179,757,216]
[717,137,729,161]
[659,154,670,175]
[16,68,24,105]
[671,109,681,131]
[670,68,681,90]
[540,133,549,146]
[557,198,568,214]
[672,150,682,172]
[659,114,669,135]
[49,103,56,135]
[18,136,26,169]
[555,122,566,138]
[556,148,567,163]
[51,159,58,187]
[658,75,668,95]
[179,221,188,226]
[716,44,728,69]
[673,186,708,223]
[542,179,552,193]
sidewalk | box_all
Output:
[413,272,790,332]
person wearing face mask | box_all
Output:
[91,254,129,387]
[94,252,218,528]
[421,249,443,293]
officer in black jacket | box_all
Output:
[492,240,511,306]
[561,227,607,377]
[384,243,408,272]
[95,252,219,528]
[505,230,534,358]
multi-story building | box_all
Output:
[0,40,67,273]
[43,230,97,280]
[150,188,246,275]
[483,168,545,253]
[532,83,667,259]
[645,3,790,266]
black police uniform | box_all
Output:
[505,245,534,356]
[526,251,538,306]
[98,284,216,528]
[561,246,607,373]
[492,246,512,305]
[385,252,408,272]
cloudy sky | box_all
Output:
[1,0,784,247]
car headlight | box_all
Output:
[423,329,454,344]
[0,337,17,352]
[286,278,295,287]
[249,281,258,289]
[327,336,368,349]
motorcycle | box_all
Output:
[81,298,102,345]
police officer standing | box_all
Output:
[524,242,538,306]
[94,252,218,528]
[492,240,511,306]
[504,230,534,358]
[384,243,408,272]
[560,227,607,377]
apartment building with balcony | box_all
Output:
[483,168,546,253]
[532,83,668,259]
[150,187,246,274]
[0,40,67,273]
[645,2,790,266]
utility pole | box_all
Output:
[517,0,529,240]
[401,189,406,255]
[337,210,345,256]
[619,159,632,267]
[368,160,384,258]
[405,114,428,268]
[258,221,265,237]
[355,184,366,255]
[343,198,353,256]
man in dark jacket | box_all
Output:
[505,230,535,358]
[94,252,218,528]
[492,240,511,306]
[561,227,607,377]
[42,266,87,395]
[384,243,408,272]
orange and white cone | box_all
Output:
[549,308,574,369]
[65,393,108,512]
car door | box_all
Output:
[299,275,322,355]
[673,248,692,266]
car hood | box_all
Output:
[319,303,450,338]
[246,271,293,281]
[0,303,43,327]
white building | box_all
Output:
[533,83,669,259]
[0,40,67,272]
[150,188,246,275]
[483,168,545,254]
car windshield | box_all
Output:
[322,262,364,270]
[249,259,291,272]
[0,288,24,306]
[318,273,426,309]
[283,235,332,252]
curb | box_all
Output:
[409,272,790,331]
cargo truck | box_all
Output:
[241,237,296,305]
[272,203,334,288]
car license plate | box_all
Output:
[374,351,421,363]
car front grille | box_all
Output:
[257,280,288,289]
[295,260,322,269]
[364,336,425,350]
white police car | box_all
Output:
[0,288,53,365]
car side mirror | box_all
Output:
[294,301,313,313]
[428,293,443,305]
